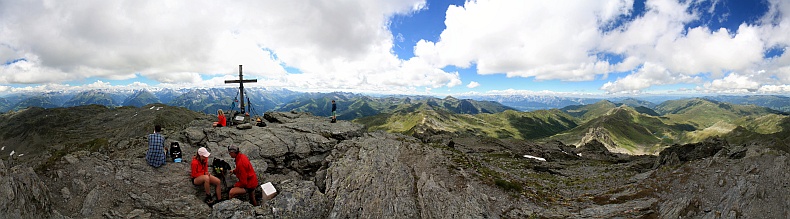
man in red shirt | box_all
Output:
[228,145,259,205]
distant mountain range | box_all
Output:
[355,97,788,155]
[2,89,789,155]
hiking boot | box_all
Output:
[204,194,215,204]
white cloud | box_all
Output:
[2,0,790,95]
[415,0,631,80]
[758,84,790,93]
[601,62,701,93]
[415,0,790,94]
[0,0,462,94]
[703,73,761,92]
[467,81,480,88]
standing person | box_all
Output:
[191,147,223,204]
[227,145,259,205]
[331,100,337,123]
[213,109,226,127]
[145,125,167,167]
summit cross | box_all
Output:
[224,65,257,114]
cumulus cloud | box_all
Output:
[0,0,463,94]
[703,73,761,92]
[467,81,480,88]
[415,0,630,80]
[415,0,790,94]
[601,62,701,93]
[2,0,790,95]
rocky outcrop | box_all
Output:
[650,143,790,218]
[575,139,620,161]
[0,160,56,219]
[654,137,726,167]
[578,127,617,152]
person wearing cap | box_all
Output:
[191,147,222,204]
[227,145,259,205]
[145,125,167,167]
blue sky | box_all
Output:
[1,0,789,96]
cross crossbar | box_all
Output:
[224,65,257,114]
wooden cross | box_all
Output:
[224,65,257,114]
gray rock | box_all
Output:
[210,198,254,219]
[80,188,101,216]
[127,209,150,219]
[61,187,71,201]
[267,180,329,218]
[0,164,54,219]
[325,136,419,218]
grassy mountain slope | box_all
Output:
[278,94,514,121]
[705,95,790,112]
[123,89,161,107]
[0,97,9,112]
[63,90,117,107]
[551,106,692,154]
[615,98,657,109]
[0,104,209,161]
[561,100,618,122]
[356,103,576,140]
[655,98,782,128]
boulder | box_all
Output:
[210,199,254,219]
[655,138,726,167]
[575,139,618,161]
[267,180,329,218]
[0,161,54,219]
[324,134,423,218]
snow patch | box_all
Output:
[523,155,546,161]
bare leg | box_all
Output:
[210,175,222,199]
[229,187,246,199]
[193,175,211,196]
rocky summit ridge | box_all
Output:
[0,105,789,218]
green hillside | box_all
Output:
[63,90,116,107]
[279,95,514,121]
[655,98,781,128]
[356,105,576,140]
[551,106,691,154]
[561,100,618,123]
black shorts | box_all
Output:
[245,187,255,194]
[217,124,223,127]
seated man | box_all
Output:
[227,145,259,206]
[145,125,167,167]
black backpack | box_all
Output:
[212,158,232,177]
[169,142,182,160]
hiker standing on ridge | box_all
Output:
[331,100,337,123]
[228,145,259,205]
[213,109,226,127]
[145,125,167,167]
[191,147,222,204]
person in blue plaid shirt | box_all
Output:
[145,125,167,167]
